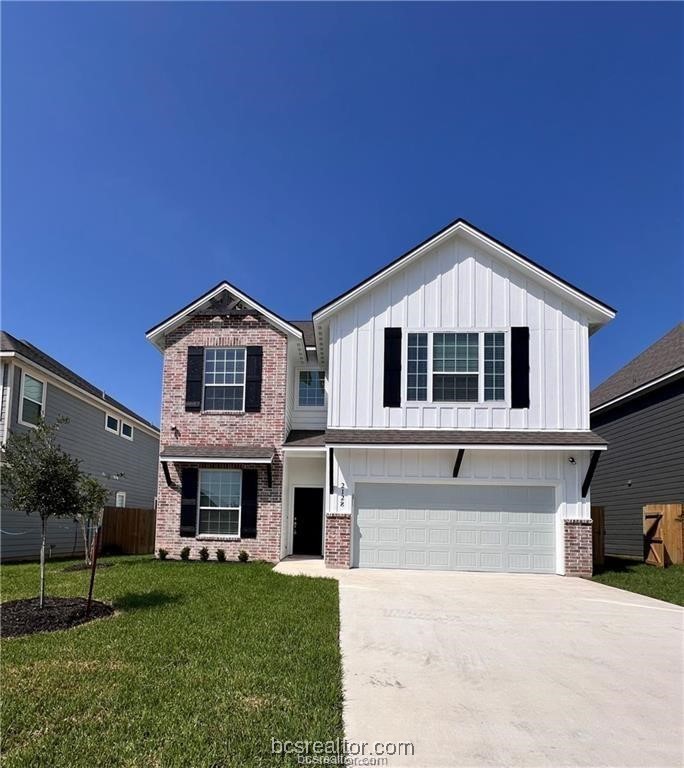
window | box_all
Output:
[407,333,428,401]
[20,373,45,426]
[121,422,134,440]
[298,370,325,406]
[105,413,120,434]
[198,469,241,536]
[203,348,246,411]
[433,333,479,402]
[484,333,505,401]
[115,491,126,508]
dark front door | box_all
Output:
[293,487,324,556]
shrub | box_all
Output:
[158,548,168,561]
[199,547,209,562]
[216,549,226,562]
[238,549,249,563]
[180,546,191,561]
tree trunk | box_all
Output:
[79,516,91,566]
[39,516,47,609]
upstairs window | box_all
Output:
[20,373,45,427]
[484,333,505,401]
[115,491,126,508]
[105,413,120,434]
[298,371,325,407]
[203,348,246,411]
[121,422,134,440]
[433,333,479,402]
[198,469,241,536]
[407,333,428,401]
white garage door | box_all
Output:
[354,484,556,573]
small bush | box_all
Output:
[216,549,226,562]
[199,547,209,562]
[238,549,249,563]
[158,548,168,561]
[180,546,191,561]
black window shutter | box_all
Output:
[180,467,198,537]
[185,347,204,412]
[511,327,530,409]
[383,327,402,408]
[240,469,258,538]
[244,346,263,412]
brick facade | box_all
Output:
[564,519,593,577]
[324,513,351,568]
[155,313,287,561]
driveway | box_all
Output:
[336,569,683,768]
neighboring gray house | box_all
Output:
[590,323,684,558]
[1,331,160,562]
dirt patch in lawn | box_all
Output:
[62,562,115,573]
[0,597,114,638]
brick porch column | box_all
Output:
[325,513,351,568]
[564,519,593,577]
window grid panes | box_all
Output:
[407,333,428,401]
[484,332,505,401]
[204,348,246,411]
[106,414,119,432]
[21,374,44,425]
[121,422,133,439]
[198,470,241,536]
[432,333,478,402]
[298,371,325,406]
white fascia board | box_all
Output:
[327,443,607,451]
[313,221,615,325]
[160,456,273,464]
[146,281,305,350]
[590,367,684,415]
[10,354,160,438]
[282,446,326,453]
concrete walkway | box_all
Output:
[274,559,683,768]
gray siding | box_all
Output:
[590,378,684,558]
[1,365,159,562]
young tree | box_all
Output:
[2,419,81,607]
[76,475,110,565]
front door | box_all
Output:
[293,487,324,556]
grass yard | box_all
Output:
[0,557,343,767]
[592,558,684,606]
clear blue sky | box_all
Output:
[3,2,682,426]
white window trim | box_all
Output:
[202,347,247,413]
[115,491,126,508]
[295,368,327,408]
[121,422,134,441]
[404,329,510,406]
[18,371,47,429]
[105,412,120,434]
[196,468,243,538]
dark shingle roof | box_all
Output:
[284,430,326,447]
[288,321,315,346]
[325,429,606,447]
[160,445,274,460]
[1,331,159,431]
[591,323,684,410]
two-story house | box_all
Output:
[1,331,160,562]
[147,218,615,576]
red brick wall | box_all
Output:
[564,519,593,577]
[325,513,351,568]
[155,314,287,561]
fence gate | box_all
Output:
[100,507,156,555]
[643,503,684,567]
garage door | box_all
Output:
[354,484,556,573]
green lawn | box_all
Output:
[1,557,343,767]
[592,558,684,606]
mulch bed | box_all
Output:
[62,562,115,573]
[0,597,114,638]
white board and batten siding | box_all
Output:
[327,232,591,431]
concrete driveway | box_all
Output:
[336,569,682,768]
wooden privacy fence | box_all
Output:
[643,503,684,567]
[591,506,605,568]
[100,506,156,555]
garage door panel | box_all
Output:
[354,483,556,574]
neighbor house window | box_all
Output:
[105,413,120,434]
[121,422,134,440]
[484,333,505,401]
[115,491,126,508]
[433,333,479,402]
[203,348,246,411]
[407,333,428,401]
[198,469,241,536]
[20,373,45,426]
[298,371,325,406]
